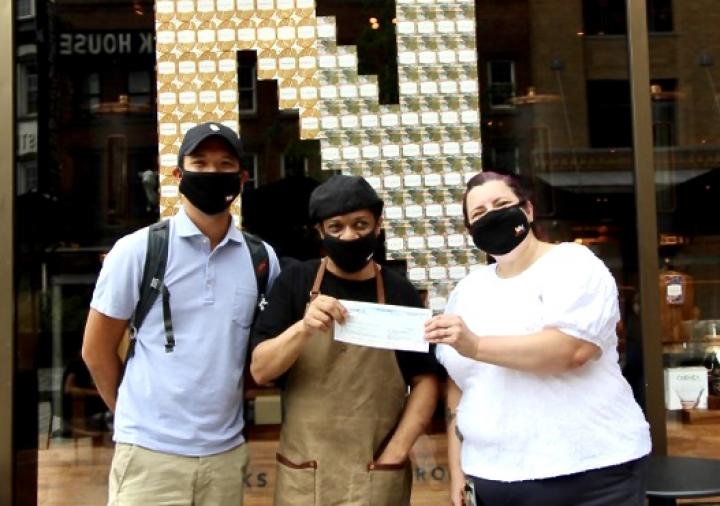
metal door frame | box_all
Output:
[1,0,16,502]
[627,0,667,453]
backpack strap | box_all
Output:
[242,231,270,326]
[126,226,268,363]
[127,220,171,361]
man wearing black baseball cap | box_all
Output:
[250,174,439,505]
[175,121,246,218]
[82,122,279,505]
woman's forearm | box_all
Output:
[446,379,464,477]
[427,315,599,374]
[472,329,600,374]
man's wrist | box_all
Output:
[294,320,312,340]
[472,332,482,360]
[377,444,408,464]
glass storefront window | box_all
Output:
[475,0,653,411]
[13,0,160,503]
[645,1,720,463]
[7,0,720,504]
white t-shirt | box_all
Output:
[436,242,651,482]
[91,209,279,456]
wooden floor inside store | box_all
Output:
[38,420,720,505]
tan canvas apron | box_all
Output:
[274,258,412,506]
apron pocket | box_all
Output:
[367,462,411,506]
[275,453,317,506]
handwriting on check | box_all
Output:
[334,300,431,353]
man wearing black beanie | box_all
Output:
[250,174,439,505]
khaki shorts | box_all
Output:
[108,442,249,506]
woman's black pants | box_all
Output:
[470,457,648,506]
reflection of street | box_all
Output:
[36,424,720,505]
[37,434,452,505]
[61,356,113,437]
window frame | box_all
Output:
[126,70,153,113]
[238,62,257,116]
[280,153,309,179]
[79,72,101,114]
[486,59,517,110]
[16,158,38,195]
[239,153,259,188]
[16,61,38,118]
[16,0,35,20]
[583,0,673,36]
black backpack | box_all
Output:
[125,220,270,360]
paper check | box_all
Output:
[333,300,431,353]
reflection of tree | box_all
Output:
[357,0,399,104]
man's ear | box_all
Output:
[172,167,182,183]
[315,223,325,239]
[375,216,384,236]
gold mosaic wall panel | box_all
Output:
[155,0,483,309]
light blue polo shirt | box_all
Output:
[90,208,279,456]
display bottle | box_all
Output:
[658,257,696,342]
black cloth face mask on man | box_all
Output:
[179,171,242,216]
[322,233,378,273]
[470,202,531,256]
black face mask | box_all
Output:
[470,203,531,256]
[323,233,378,273]
[179,171,241,215]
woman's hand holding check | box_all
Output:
[425,314,479,359]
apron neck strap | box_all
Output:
[309,258,385,304]
[374,262,385,305]
[309,257,327,302]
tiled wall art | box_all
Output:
[155,0,483,308]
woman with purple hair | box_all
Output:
[426,172,651,506]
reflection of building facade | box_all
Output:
[477,0,720,232]
[475,1,720,335]
[12,2,720,305]
[153,0,483,310]
[16,0,39,196]
[16,1,159,246]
